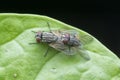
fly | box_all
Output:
[30,22,58,57]
[50,30,92,60]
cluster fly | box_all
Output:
[50,30,91,60]
[30,22,58,56]
[31,22,91,60]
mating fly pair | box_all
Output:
[30,22,90,60]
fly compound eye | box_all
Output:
[61,34,70,44]
[36,37,41,43]
[62,39,68,44]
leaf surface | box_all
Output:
[0,13,120,80]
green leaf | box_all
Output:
[0,13,120,80]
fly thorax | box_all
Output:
[42,32,58,42]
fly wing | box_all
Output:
[49,39,67,52]
[59,30,78,36]
[79,34,93,46]
[52,30,61,37]
[49,38,77,55]
[78,49,90,60]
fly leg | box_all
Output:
[47,22,52,33]
[68,45,71,53]
[44,46,50,57]
[29,43,38,45]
